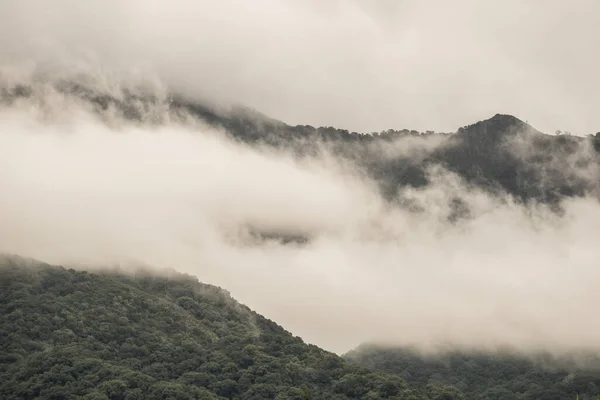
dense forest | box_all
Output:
[345,345,600,400]
[5,258,600,400]
[0,256,427,400]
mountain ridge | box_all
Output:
[0,75,562,139]
[3,75,599,206]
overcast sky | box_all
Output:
[0,0,599,134]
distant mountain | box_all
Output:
[2,78,599,206]
[345,344,600,400]
[183,103,600,207]
[0,256,425,400]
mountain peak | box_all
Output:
[457,113,541,142]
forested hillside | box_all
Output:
[7,253,599,400]
[0,256,425,400]
[345,345,600,400]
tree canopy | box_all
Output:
[1,256,425,400]
[345,345,600,400]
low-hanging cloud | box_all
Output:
[0,0,599,135]
[2,73,600,355]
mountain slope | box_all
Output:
[345,345,600,400]
[0,256,426,400]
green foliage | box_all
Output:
[346,345,600,400]
[0,256,422,399]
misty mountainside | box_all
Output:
[168,108,600,206]
[0,256,428,400]
[3,76,600,208]
[3,71,600,400]
[345,345,600,400]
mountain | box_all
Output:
[345,344,600,400]
[0,256,426,400]
[2,78,599,206]
[436,114,600,203]
[195,106,600,206]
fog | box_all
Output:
[0,0,599,134]
[1,71,600,355]
[1,0,600,354]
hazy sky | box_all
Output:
[0,0,599,134]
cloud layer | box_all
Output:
[1,75,600,354]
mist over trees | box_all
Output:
[0,256,424,400]
[1,1,600,398]
[346,345,600,400]
[2,73,600,400]
[2,76,599,210]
